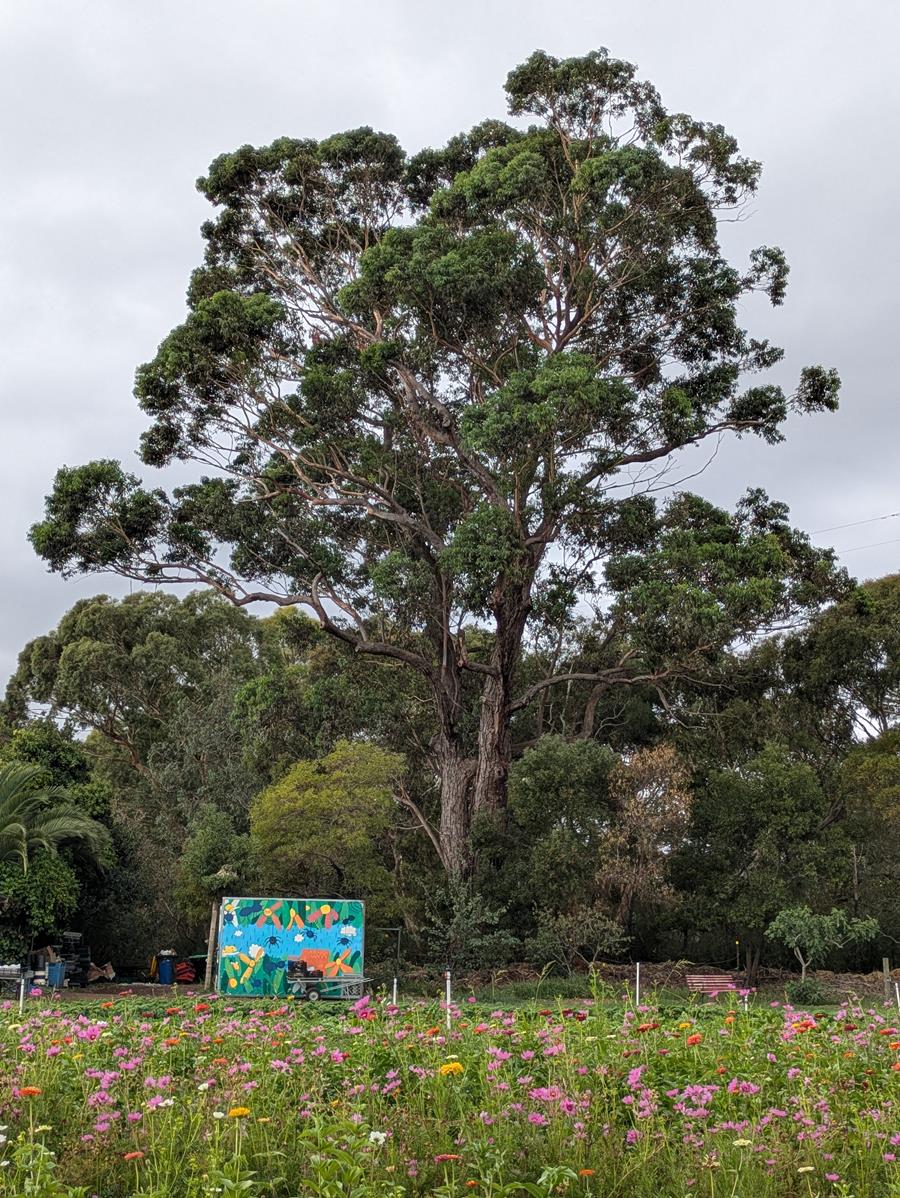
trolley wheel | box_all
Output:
[306,986,321,1002]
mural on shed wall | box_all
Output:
[217,897,364,996]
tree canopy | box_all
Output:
[29,48,846,875]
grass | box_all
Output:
[1,988,899,1196]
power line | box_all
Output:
[813,511,900,535]
[835,536,900,555]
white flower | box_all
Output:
[368,1130,387,1146]
[197,1082,211,1092]
[0,1135,7,1145]
[212,1111,226,1119]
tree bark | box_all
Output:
[471,587,532,819]
[204,897,220,992]
[438,741,476,876]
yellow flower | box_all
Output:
[438,1061,465,1076]
[678,1021,692,1030]
[732,1138,752,1147]
[227,1107,251,1118]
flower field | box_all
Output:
[2,992,900,1197]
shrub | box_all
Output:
[785,976,828,1006]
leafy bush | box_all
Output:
[525,904,630,976]
[424,879,520,970]
[785,976,828,1006]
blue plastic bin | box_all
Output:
[158,956,175,985]
[47,962,65,989]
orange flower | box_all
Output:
[166,1007,180,1015]
[892,1062,900,1072]
[879,1028,898,1036]
[466,1182,479,1189]
[636,1021,659,1034]
[101,1001,115,1009]
[163,1037,180,1047]
[723,1015,735,1025]
[889,1041,900,1050]
[686,1033,703,1047]
[579,1168,595,1177]
[17,1086,41,1097]
[425,1026,442,1036]
[211,1057,228,1066]
[123,1151,145,1161]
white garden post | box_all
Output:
[445,969,452,1031]
[392,977,398,1006]
[635,961,641,1007]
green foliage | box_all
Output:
[766,906,879,980]
[0,851,81,952]
[250,740,404,919]
[669,744,849,951]
[524,904,630,976]
[424,878,520,970]
[0,722,91,787]
[174,805,250,925]
[783,573,900,739]
[0,762,110,875]
[784,976,828,1006]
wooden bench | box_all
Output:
[685,972,737,999]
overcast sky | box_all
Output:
[1,0,897,684]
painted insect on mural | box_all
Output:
[217,898,364,997]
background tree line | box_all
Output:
[1,574,896,980]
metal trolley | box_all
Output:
[286,959,369,1002]
[0,965,35,1012]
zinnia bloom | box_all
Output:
[17,1087,41,1097]
[123,1151,145,1161]
[227,1106,251,1118]
[439,1061,464,1076]
[686,1034,703,1046]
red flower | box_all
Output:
[123,1151,145,1161]
[686,1033,703,1046]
